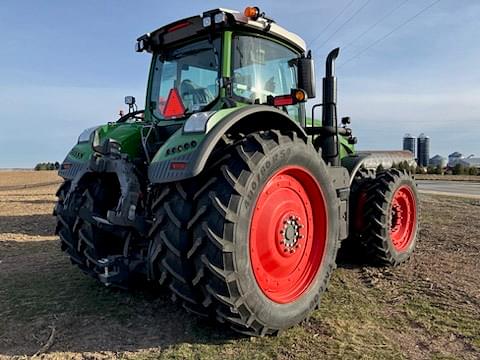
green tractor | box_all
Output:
[54,7,419,335]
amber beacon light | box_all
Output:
[244,6,260,20]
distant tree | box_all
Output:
[453,163,466,175]
[376,164,384,173]
[399,161,411,173]
[54,162,60,170]
[34,162,58,171]
[426,165,436,174]
[415,166,424,174]
[435,164,443,175]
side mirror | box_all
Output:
[125,96,136,106]
[297,51,316,99]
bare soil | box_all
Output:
[0,171,478,359]
[415,174,480,182]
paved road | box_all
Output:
[417,180,480,199]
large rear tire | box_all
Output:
[148,182,208,314]
[186,130,340,335]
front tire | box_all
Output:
[189,130,340,335]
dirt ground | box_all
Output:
[0,171,478,360]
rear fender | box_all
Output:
[342,151,416,186]
[148,105,308,184]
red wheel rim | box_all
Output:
[389,185,417,251]
[249,166,328,304]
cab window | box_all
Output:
[232,35,301,121]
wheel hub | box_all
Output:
[280,216,303,252]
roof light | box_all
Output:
[135,34,150,53]
[244,6,260,20]
[162,88,185,119]
[214,12,226,24]
[202,16,212,27]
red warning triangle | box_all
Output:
[163,88,185,119]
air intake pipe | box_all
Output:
[321,48,340,166]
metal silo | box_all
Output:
[417,133,430,167]
[403,133,416,157]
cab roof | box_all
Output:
[136,8,307,54]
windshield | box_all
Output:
[150,37,221,120]
[232,35,299,105]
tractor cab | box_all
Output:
[136,7,315,125]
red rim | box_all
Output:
[389,185,417,251]
[249,166,328,304]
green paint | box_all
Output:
[222,31,232,78]
[205,107,240,132]
[151,127,205,163]
[63,122,144,165]
[339,135,355,158]
[65,142,94,164]
[95,122,144,158]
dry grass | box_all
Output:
[0,172,478,359]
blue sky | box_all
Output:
[0,0,478,167]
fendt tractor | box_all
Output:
[54,7,419,335]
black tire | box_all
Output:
[148,182,209,315]
[362,169,419,266]
[338,168,375,262]
[54,181,88,271]
[74,177,132,286]
[184,130,340,335]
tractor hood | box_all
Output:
[59,122,144,180]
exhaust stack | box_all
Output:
[321,48,340,166]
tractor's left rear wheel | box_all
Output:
[185,130,340,335]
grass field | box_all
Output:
[0,171,479,359]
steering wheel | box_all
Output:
[181,80,214,106]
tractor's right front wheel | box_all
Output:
[188,130,340,335]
